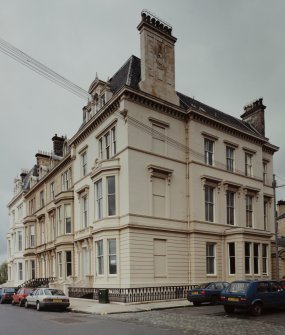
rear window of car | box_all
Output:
[25,289,34,294]
[4,288,16,293]
[197,283,212,289]
[227,282,250,293]
[44,289,65,296]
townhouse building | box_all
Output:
[6,11,279,298]
[6,171,29,286]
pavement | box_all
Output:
[69,297,190,315]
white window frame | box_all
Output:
[108,239,117,275]
[246,195,254,228]
[50,182,55,200]
[64,204,72,234]
[262,244,268,275]
[253,243,259,275]
[81,151,87,177]
[98,125,117,160]
[96,240,104,276]
[107,176,116,216]
[245,242,251,275]
[18,262,23,281]
[226,146,234,172]
[206,243,216,275]
[18,231,23,251]
[57,252,63,278]
[82,196,88,228]
[205,185,214,222]
[66,251,72,277]
[245,152,253,177]
[204,139,214,166]
[226,191,235,225]
[95,179,103,220]
[228,242,236,275]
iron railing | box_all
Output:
[17,277,56,290]
[68,285,197,303]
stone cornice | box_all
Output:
[263,142,279,154]
[69,85,188,148]
[123,87,187,120]
[69,98,120,147]
[7,190,25,208]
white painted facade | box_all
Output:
[6,12,279,292]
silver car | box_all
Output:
[25,287,70,311]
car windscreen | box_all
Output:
[226,282,250,293]
[44,289,65,296]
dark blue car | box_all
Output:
[187,282,229,306]
[220,280,285,316]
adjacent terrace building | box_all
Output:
[6,11,279,300]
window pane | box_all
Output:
[107,176,116,216]
[108,239,117,275]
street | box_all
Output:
[2,303,285,335]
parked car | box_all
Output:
[220,280,285,316]
[12,288,34,307]
[25,287,70,311]
[279,280,285,289]
[0,287,17,304]
[187,282,229,306]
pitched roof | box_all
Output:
[106,56,265,139]
[108,55,140,94]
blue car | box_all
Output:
[220,280,285,316]
[187,282,229,306]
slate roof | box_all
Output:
[108,55,141,94]
[22,165,38,192]
[105,55,265,139]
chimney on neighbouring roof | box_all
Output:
[52,134,65,157]
[137,10,179,106]
[278,200,285,217]
[241,98,266,136]
[20,169,28,182]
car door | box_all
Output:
[29,289,38,306]
[269,281,285,307]
[255,281,271,308]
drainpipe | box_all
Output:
[185,120,191,285]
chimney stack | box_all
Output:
[278,200,285,216]
[137,10,179,105]
[241,98,266,136]
[52,134,65,157]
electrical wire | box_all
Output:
[0,37,90,100]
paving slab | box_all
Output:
[69,297,191,315]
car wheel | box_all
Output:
[193,301,200,306]
[251,302,263,316]
[211,295,218,305]
[25,301,29,309]
[36,301,41,311]
[224,305,235,314]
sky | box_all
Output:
[0,0,285,264]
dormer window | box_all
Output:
[100,94,105,108]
